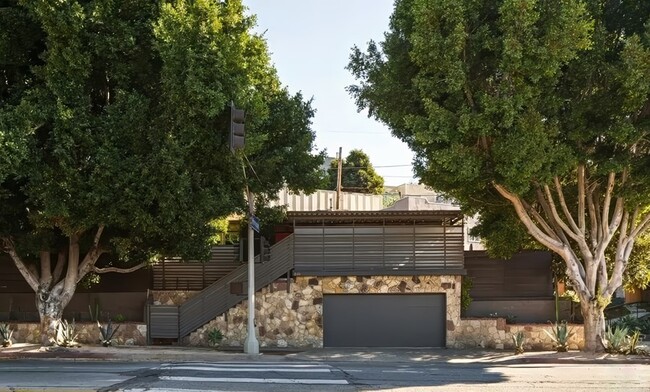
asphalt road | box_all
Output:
[0,359,648,392]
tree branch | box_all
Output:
[578,165,586,235]
[2,237,39,291]
[76,225,108,283]
[554,176,581,235]
[40,251,52,289]
[543,184,583,243]
[94,262,147,274]
[52,248,66,284]
[493,183,565,251]
[600,172,616,241]
[586,181,599,249]
[521,198,559,240]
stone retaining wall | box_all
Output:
[151,290,198,306]
[5,322,147,346]
[188,275,461,348]
[168,277,585,351]
[452,318,585,350]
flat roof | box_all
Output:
[287,210,463,225]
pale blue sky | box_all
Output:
[243,0,417,186]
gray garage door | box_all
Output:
[322,294,446,347]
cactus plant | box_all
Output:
[0,324,13,347]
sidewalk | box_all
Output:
[2,343,649,365]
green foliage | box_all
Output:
[544,321,575,352]
[512,331,525,355]
[55,319,79,347]
[602,326,648,355]
[97,320,120,347]
[327,149,384,194]
[0,0,324,323]
[252,203,287,242]
[207,328,223,347]
[0,323,13,347]
[88,303,100,323]
[623,233,650,291]
[113,314,126,323]
[460,276,473,311]
[609,315,650,335]
[602,325,630,353]
[348,1,650,350]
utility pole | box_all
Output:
[336,147,342,210]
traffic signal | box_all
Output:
[230,103,245,152]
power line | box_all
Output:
[319,130,387,134]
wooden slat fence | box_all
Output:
[152,246,241,290]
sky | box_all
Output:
[243,0,417,186]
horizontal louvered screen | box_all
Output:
[465,251,553,298]
[293,224,464,275]
[152,246,241,290]
[148,305,179,339]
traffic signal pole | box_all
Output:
[243,188,259,354]
[229,102,259,354]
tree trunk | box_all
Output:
[580,300,606,352]
[36,289,69,346]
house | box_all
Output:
[157,209,467,348]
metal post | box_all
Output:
[244,188,259,354]
[336,147,342,210]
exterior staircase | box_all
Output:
[147,234,294,342]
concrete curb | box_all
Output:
[2,344,650,365]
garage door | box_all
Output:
[322,294,446,347]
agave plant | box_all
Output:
[55,319,79,347]
[0,324,14,347]
[512,331,525,355]
[97,320,120,347]
[627,330,642,355]
[544,321,575,352]
[601,325,629,353]
[207,328,223,347]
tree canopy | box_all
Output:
[327,149,384,194]
[0,0,323,338]
[348,0,650,351]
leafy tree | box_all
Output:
[0,0,323,343]
[348,0,650,351]
[327,149,384,194]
